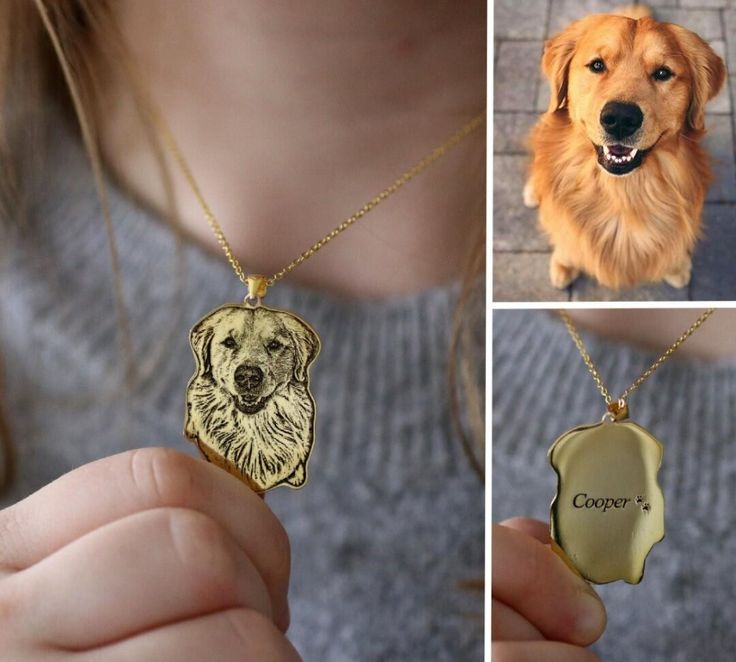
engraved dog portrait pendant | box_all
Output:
[549,420,665,584]
[184,303,320,492]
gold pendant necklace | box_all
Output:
[32,0,483,492]
[151,108,485,492]
[550,309,714,584]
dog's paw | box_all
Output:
[664,262,692,289]
[550,258,580,289]
[523,180,540,208]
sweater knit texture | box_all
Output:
[0,114,484,661]
[493,310,736,662]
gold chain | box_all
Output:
[560,309,715,413]
[152,106,485,294]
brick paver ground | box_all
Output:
[493,0,736,301]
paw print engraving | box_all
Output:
[635,495,651,513]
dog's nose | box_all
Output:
[234,364,263,390]
[600,102,643,140]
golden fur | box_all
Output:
[525,9,726,290]
[185,305,320,491]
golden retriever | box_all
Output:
[184,305,320,492]
[524,6,726,290]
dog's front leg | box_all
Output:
[663,254,692,289]
[549,248,580,290]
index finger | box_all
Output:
[492,523,606,646]
[0,448,291,631]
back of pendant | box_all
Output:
[549,420,665,584]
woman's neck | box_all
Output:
[98,1,486,298]
[567,309,736,361]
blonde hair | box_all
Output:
[0,0,484,492]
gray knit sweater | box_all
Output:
[493,310,736,662]
[0,115,483,661]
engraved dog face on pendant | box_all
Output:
[184,304,320,492]
[549,420,665,584]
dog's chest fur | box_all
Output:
[531,116,708,288]
[186,378,314,489]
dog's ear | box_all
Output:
[190,310,227,379]
[190,320,214,378]
[668,25,725,134]
[280,313,320,383]
[542,19,586,114]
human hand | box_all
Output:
[0,448,299,661]
[492,517,607,662]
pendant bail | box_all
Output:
[245,274,269,306]
[607,398,629,422]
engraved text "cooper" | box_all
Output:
[572,493,632,512]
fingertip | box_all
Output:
[499,517,551,544]
[570,589,607,646]
[494,523,608,647]
[546,549,607,646]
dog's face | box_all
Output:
[190,306,320,415]
[543,15,725,176]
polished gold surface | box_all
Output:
[184,303,320,492]
[246,274,269,302]
[549,420,665,584]
[550,311,714,582]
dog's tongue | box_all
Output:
[609,145,633,156]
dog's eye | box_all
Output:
[652,67,673,82]
[587,59,606,74]
[222,337,237,349]
[266,340,283,352]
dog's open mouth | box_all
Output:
[233,393,268,415]
[595,144,648,176]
